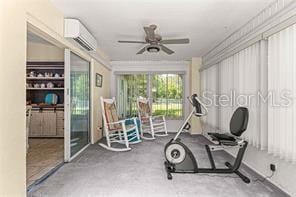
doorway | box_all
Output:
[26,31,65,187]
[26,27,92,188]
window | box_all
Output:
[200,23,296,162]
[117,73,184,119]
[267,24,296,162]
[117,74,148,118]
[151,74,183,119]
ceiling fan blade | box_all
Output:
[160,38,190,44]
[118,40,147,44]
[144,26,155,40]
[160,45,174,55]
[136,46,146,54]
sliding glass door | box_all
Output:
[65,49,90,161]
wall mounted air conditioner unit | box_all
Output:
[64,19,97,51]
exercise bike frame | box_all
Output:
[164,139,250,183]
[164,95,250,183]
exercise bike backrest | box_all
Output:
[189,94,207,117]
[229,107,249,137]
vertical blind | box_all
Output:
[202,42,263,148]
[201,23,296,162]
[233,43,261,148]
[117,74,148,118]
[200,66,218,130]
[219,56,235,132]
[268,24,296,162]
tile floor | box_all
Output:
[27,138,64,186]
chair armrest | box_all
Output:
[151,115,165,119]
[107,120,125,125]
[107,117,138,125]
[122,117,137,122]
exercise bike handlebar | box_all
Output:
[173,94,208,141]
[188,94,208,117]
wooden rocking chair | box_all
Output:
[99,97,141,152]
[137,97,168,140]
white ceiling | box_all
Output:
[51,0,272,61]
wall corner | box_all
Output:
[189,57,202,135]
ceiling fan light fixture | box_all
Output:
[146,45,160,53]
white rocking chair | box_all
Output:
[99,97,141,152]
[137,97,168,140]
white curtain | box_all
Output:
[200,69,207,124]
[200,66,218,130]
[201,23,296,163]
[219,56,234,131]
[268,24,296,162]
[233,43,261,148]
[206,66,218,128]
[217,43,262,149]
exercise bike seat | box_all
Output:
[208,132,235,141]
[207,107,249,145]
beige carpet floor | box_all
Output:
[30,134,288,197]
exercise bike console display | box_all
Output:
[164,94,250,183]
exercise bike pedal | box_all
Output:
[164,161,173,180]
[224,161,232,168]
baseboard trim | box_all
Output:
[199,133,291,196]
[224,150,291,197]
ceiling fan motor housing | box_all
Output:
[146,45,160,53]
[145,34,162,44]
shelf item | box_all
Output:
[27,61,64,70]
[27,77,64,80]
[30,105,64,109]
[27,88,64,90]
[26,62,64,92]
[27,67,64,70]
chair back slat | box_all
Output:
[137,97,151,119]
[101,97,122,131]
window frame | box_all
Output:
[115,71,185,120]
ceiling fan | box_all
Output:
[118,24,190,55]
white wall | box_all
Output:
[189,58,203,134]
[110,61,190,132]
[1,1,26,195]
[27,41,64,61]
[91,60,111,143]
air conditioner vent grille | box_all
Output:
[74,37,93,51]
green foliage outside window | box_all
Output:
[117,73,183,119]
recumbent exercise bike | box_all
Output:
[164,94,250,183]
